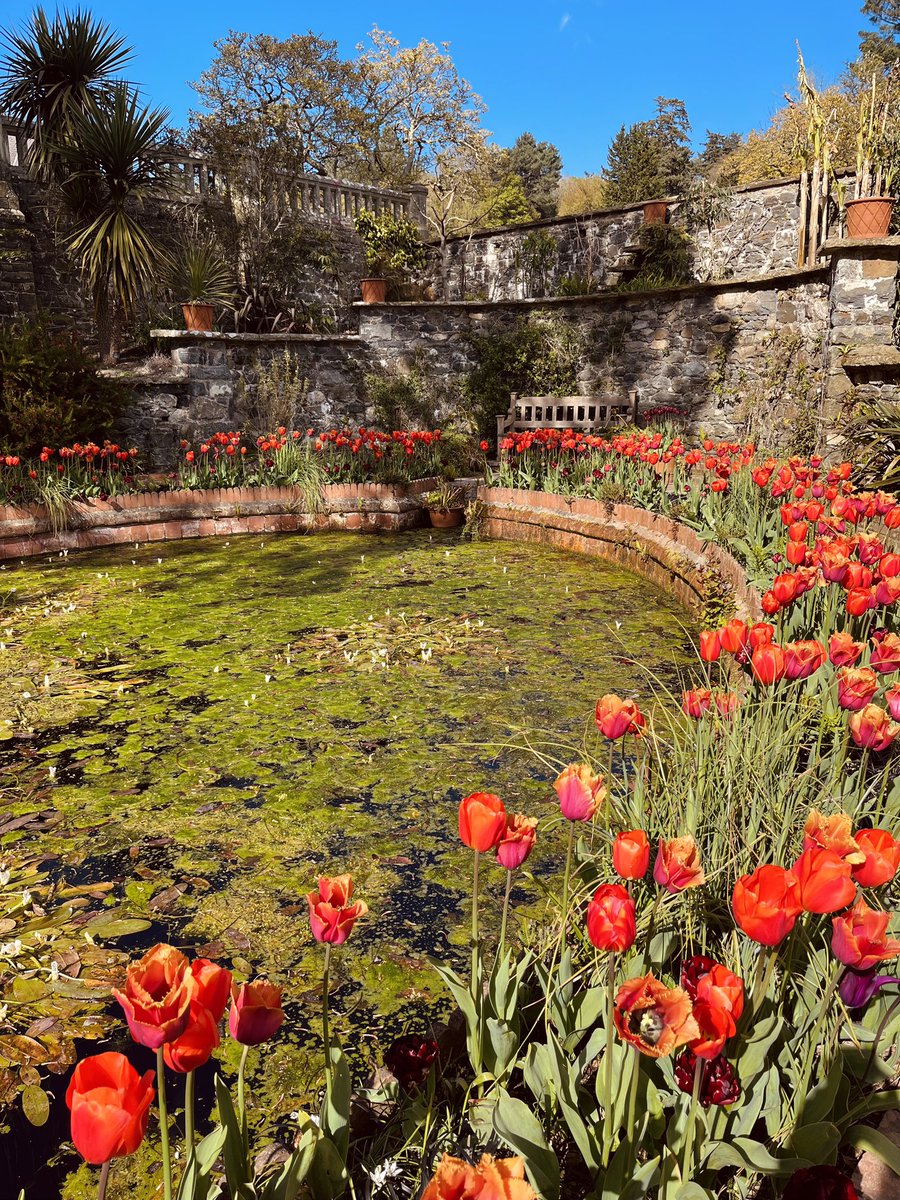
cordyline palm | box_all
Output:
[53,84,173,359]
[0,6,131,179]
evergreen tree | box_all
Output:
[860,0,900,64]
[603,97,692,205]
[506,132,562,217]
[696,130,742,182]
[486,173,538,226]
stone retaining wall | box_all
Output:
[478,487,762,622]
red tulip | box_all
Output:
[846,587,876,616]
[732,864,801,945]
[66,1052,155,1164]
[112,943,194,1049]
[308,874,368,944]
[852,828,900,888]
[698,630,721,662]
[688,963,745,1059]
[595,694,645,739]
[748,623,775,650]
[870,632,900,674]
[163,1005,220,1073]
[228,980,285,1045]
[613,830,650,879]
[554,763,605,821]
[829,631,864,667]
[586,884,636,952]
[750,643,785,685]
[849,704,900,751]
[458,792,507,851]
[832,897,900,969]
[496,813,537,870]
[886,684,900,720]
[190,958,232,1022]
[681,688,711,718]
[836,666,878,711]
[653,836,705,893]
[793,847,856,914]
[783,1165,859,1200]
[719,620,749,657]
[783,639,826,680]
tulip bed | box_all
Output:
[6,427,900,1200]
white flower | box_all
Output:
[50,961,59,981]
[0,939,22,957]
[21,890,31,907]
[366,1160,404,1190]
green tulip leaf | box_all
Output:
[705,1136,809,1176]
[321,1044,350,1163]
[492,1088,560,1200]
[846,1124,900,1176]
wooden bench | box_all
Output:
[496,392,639,442]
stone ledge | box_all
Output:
[150,330,364,344]
[822,236,900,256]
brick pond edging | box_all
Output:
[478,486,762,623]
[0,482,761,623]
[0,480,438,559]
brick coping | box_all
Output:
[0,482,761,624]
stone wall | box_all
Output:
[435,177,819,302]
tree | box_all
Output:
[506,132,562,217]
[603,97,692,204]
[356,26,488,184]
[190,30,369,180]
[0,7,131,179]
[860,0,900,64]
[696,130,743,183]
[426,135,508,293]
[557,174,609,215]
[484,172,538,225]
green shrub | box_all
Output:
[461,312,585,436]
[354,210,427,277]
[0,317,128,453]
[617,223,694,292]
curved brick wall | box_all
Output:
[0,482,761,622]
[478,487,761,622]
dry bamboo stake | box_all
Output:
[808,158,821,267]
[797,169,809,268]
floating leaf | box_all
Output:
[21,1084,49,1126]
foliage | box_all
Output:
[354,210,427,278]
[514,230,559,295]
[483,173,538,227]
[233,286,332,336]
[603,97,692,205]
[504,133,562,218]
[557,174,610,216]
[617,224,693,292]
[860,0,900,64]
[461,313,585,437]
[238,350,309,435]
[365,362,437,429]
[0,317,128,456]
[694,131,742,184]
[166,239,236,307]
[844,396,900,490]
[678,178,734,281]
[422,482,466,510]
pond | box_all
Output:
[0,528,695,1195]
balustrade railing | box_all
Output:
[0,114,427,229]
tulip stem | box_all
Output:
[237,1043,250,1119]
[97,1160,110,1200]
[498,870,514,956]
[792,965,841,1135]
[640,891,663,971]
[601,952,617,1168]
[156,1047,173,1200]
[681,1055,704,1184]
[322,943,333,1094]
[561,823,575,941]
[471,850,482,1075]
[184,1068,195,1155]
[625,1047,640,1151]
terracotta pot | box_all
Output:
[360,278,388,303]
[642,201,668,226]
[182,303,214,332]
[428,508,464,529]
[845,197,895,239]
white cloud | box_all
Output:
[559,12,571,30]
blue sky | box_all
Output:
[2,1,869,174]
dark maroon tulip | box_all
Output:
[782,1165,858,1200]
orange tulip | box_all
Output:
[719,619,749,657]
[836,667,878,711]
[681,689,712,718]
[828,631,864,667]
[553,763,605,821]
[112,943,194,1049]
[66,1052,155,1164]
[228,980,285,1045]
[870,632,900,674]
[750,643,786,685]
[594,694,646,739]
[496,813,537,870]
[714,691,740,718]
[699,629,721,662]
[614,973,700,1058]
[190,958,232,1022]
[613,829,650,879]
[458,792,507,852]
[852,828,900,888]
[732,864,801,945]
[653,836,705,893]
[422,1154,537,1200]
[849,704,900,751]
[802,809,864,864]
[307,874,368,945]
[688,962,745,1060]
[832,897,900,969]
[163,1005,220,1073]
[783,639,826,680]
[794,847,857,914]
[887,684,900,721]
[586,884,636,952]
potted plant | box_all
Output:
[422,482,466,529]
[355,210,428,304]
[844,71,898,239]
[168,240,236,332]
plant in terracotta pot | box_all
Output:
[168,240,236,332]
[354,210,427,303]
[844,70,899,239]
[422,481,466,529]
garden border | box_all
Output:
[0,483,761,622]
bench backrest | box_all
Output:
[497,392,638,441]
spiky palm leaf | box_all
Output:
[54,84,172,313]
[846,398,900,492]
[0,7,131,178]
